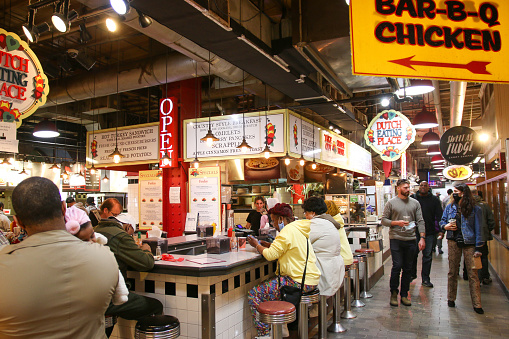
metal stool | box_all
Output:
[135,315,180,339]
[341,264,356,319]
[318,294,330,338]
[298,289,320,339]
[351,256,365,308]
[257,301,296,339]
[356,249,375,298]
[327,284,347,333]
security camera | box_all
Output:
[67,49,79,58]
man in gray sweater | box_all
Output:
[382,179,426,307]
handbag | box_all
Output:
[279,240,310,308]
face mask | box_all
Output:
[453,193,461,203]
[278,220,285,231]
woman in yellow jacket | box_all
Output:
[324,200,354,266]
[247,203,320,337]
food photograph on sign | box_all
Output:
[443,165,473,181]
[244,158,280,181]
[365,109,416,161]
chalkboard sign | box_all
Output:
[439,127,481,165]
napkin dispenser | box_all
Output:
[197,225,214,237]
[206,236,230,254]
[142,238,168,255]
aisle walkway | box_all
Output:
[328,245,509,338]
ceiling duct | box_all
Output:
[450,81,467,127]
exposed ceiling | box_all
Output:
[0,0,486,171]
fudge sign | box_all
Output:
[365,109,415,161]
[439,126,481,165]
[0,28,49,128]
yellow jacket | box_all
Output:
[334,214,354,265]
[262,220,320,286]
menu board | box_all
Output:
[188,166,221,234]
[287,112,321,161]
[184,111,285,160]
[138,170,163,230]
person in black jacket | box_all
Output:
[411,181,443,287]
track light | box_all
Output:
[137,9,152,28]
[110,0,130,15]
[78,22,92,43]
[106,17,117,32]
[22,10,50,43]
[52,0,79,33]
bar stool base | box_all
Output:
[328,322,347,333]
[360,291,373,299]
[351,299,365,308]
[340,310,356,319]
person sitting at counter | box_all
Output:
[303,197,345,298]
[324,200,354,266]
[245,196,267,235]
[247,203,320,337]
[95,198,164,337]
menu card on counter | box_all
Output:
[189,166,221,234]
[139,170,163,230]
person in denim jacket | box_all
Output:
[440,183,484,314]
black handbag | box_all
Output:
[279,240,310,307]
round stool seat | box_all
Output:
[355,249,375,257]
[135,315,180,339]
[300,289,320,304]
[257,301,296,324]
[352,259,359,264]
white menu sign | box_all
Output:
[139,170,163,230]
[188,167,221,230]
[87,123,159,166]
[185,112,285,160]
[287,112,321,161]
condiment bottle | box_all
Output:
[156,245,162,257]
[137,232,142,246]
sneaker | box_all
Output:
[390,290,398,306]
[482,278,492,285]
[448,300,455,307]
[422,281,434,288]
[401,296,411,306]
[438,249,444,254]
[474,307,484,314]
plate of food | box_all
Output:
[305,163,335,173]
[246,158,279,170]
[288,167,302,181]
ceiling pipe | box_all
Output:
[431,80,444,134]
[450,81,467,127]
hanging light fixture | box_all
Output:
[90,164,97,175]
[282,153,291,166]
[262,83,271,159]
[192,60,200,168]
[103,172,109,182]
[136,9,152,28]
[157,171,162,180]
[161,151,171,167]
[110,0,130,15]
[426,145,441,155]
[201,52,219,147]
[1,157,11,167]
[33,119,59,138]
[431,154,445,164]
[51,0,79,33]
[421,129,440,145]
[108,41,125,163]
[299,114,305,167]
[61,169,69,180]
[311,119,317,169]
[50,162,60,173]
[237,72,252,153]
[89,58,97,175]
[22,9,50,43]
[395,79,434,97]
[19,157,28,178]
[413,106,438,129]
[192,157,200,169]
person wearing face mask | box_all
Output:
[246,203,320,338]
[440,183,484,314]
[382,179,426,307]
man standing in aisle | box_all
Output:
[411,181,443,287]
[0,202,10,232]
[382,179,425,307]
[472,189,495,285]
[95,198,163,337]
[0,177,119,338]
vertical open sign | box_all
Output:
[159,97,178,168]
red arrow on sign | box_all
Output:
[389,55,491,75]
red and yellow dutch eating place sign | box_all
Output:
[350,0,509,83]
[0,28,49,127]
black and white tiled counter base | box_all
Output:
[111,261,277,339]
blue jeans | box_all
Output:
[390,239,417,297]
[411,233,435,282]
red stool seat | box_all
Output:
[355,249,375,253]
[352,259,359,264]
[257,301,296,315]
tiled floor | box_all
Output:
[327,245,509,339]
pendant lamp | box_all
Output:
[413,106,438,129]
[282,152,291,166]
[103,172,109,182]
[262,83,271,159]
[395,79,434,97]
[108,42,125,163]
[426,145,441,155]
[311,119,316,169]
[431,154,445,163]
[421,129,440,145]
[237,72,252,153]
[192,61,200,168]
[299,115,305,166]
[33,119,60,138]
[201,52,219,147]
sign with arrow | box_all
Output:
[350,0,509,83]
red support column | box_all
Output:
[161,78,201,237]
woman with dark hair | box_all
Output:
[245,196,266,235]
[440,182,484,314]
[303,197,345,297]
[247,203,320,337]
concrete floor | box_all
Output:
[326,244,509,339]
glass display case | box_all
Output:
[325,193,367,226]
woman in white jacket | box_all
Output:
[303,197,345,296]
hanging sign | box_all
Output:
[350,0,509,83]
[184,111,285,161]
[87,122,159,167]
[443,165,473,181]
[159,97,178,168]
[0,28,49,127]
[365,109,415,161]
[287,112,321,161]
[139,170,163,230]
[439,126,481,165]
